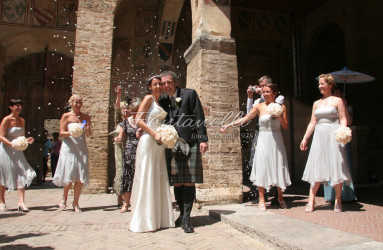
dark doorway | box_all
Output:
[305,23,346,104]
[4,52,73,184]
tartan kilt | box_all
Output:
[166,142,203,183]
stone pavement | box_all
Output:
[1,182,383,249]
[0,185,267,250]
[205,183,383,249]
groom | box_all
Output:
[159,71,208,233]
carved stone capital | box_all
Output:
[80,0,117,12]
[184,34,236,64]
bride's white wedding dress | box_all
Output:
[130,98,174,232]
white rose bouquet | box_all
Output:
[156,124,179,148]
[11,136,29,151]
[267,103,283,117]
[68,123,84,137]
[335,126,352,144]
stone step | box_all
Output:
[203,204,383,250]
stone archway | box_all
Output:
[4,52,73,184]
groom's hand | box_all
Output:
[200,142,208,153]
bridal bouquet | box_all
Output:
[68,123,83,137]
[267,103,283,117]
[11,136,29,151]
[335,126,352,144]
[157,124,179,148]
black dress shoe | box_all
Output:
[175,215,183,227]
[182,219,194,233]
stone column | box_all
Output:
[185,0,242,205]
[72,0,118,193]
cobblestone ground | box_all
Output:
[271,194,383,243]
[0,185,268,250]
[243,182,383,243]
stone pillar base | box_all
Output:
[185,34,243,205]
[196,186,243,205]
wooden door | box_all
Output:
[4,53,73,184]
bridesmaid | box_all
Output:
[53,95,91,212]
[0,99,36,212]
[220,83,291,211]
[115,97,141,213]
[300,74,351,213]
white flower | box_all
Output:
[68,123,83,137]
[157,124,179,148]
[175,97,182,103]
[11,136,29,151]
[267,103,283,117]
[335,126,352,144]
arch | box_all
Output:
[4,52,73,183]
[0,29,75,67]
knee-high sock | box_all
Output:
[174,186,184,215]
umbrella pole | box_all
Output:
[343,81,346,98]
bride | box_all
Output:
[129,75,174,232]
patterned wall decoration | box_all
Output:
[132,39,154,76]
[159,42,172,62]
[136,9,157,38]
[1,0,27,25]
[232,8,290,39]
[0,0,77,30]
[57,0,77,29]
[31,0,56,27]
[161,21,175,40]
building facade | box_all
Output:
[1,0,382,204]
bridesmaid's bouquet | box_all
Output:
[267,103,283,117]
[157,124,179,148]
[335,126,352,144]
[68,123,83,137]
[11,136,29,151]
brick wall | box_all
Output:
[72,0,118,193]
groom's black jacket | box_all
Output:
[159,87,208,144]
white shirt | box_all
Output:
[246,95,285,114]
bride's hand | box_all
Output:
[136,129,143,139]
[154,133,162,144]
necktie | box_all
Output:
[171,96,176,108]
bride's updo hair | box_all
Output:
[264,83,279,94]
[318,74,337,93]
[146,75,161,94]
[68,94,82,106]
